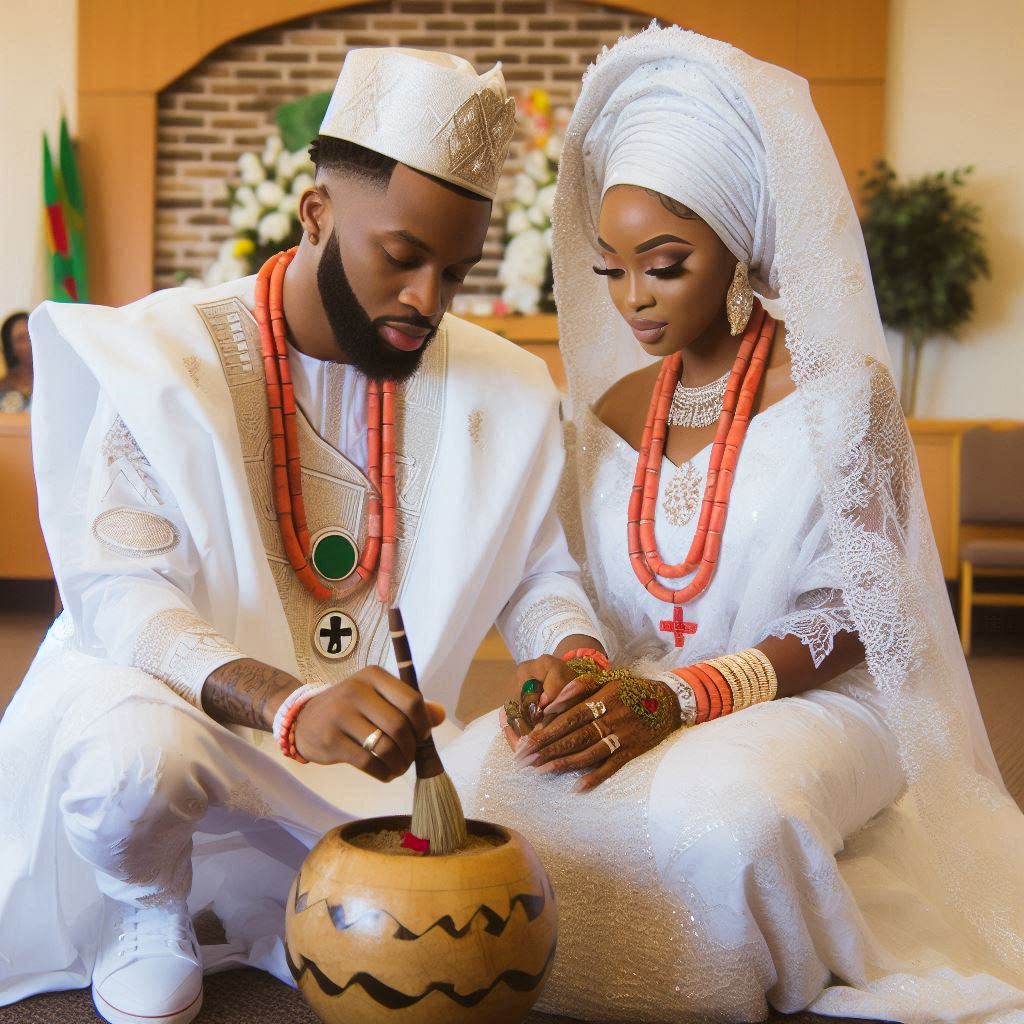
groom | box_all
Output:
[1,48,602,1024]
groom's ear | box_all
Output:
[299,184,331,247]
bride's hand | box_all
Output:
[499,655,590,750]
[511,674,682,790]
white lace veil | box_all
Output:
[552,24,1024,978]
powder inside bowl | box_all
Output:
[348,829,505,856]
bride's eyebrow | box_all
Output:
[635,233,692,252]
[596,233,693,254]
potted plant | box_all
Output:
[860,161,990,414]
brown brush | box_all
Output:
[388,607,468,855]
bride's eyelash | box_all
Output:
[647,261,686,278]
[591,261,687,279]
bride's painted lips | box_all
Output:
[379,322,430,351]
[629,318,668,344]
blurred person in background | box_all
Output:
[0,311,32,411]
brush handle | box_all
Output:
[388,607,444,779]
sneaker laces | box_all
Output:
[113,904,195,961]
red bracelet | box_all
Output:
[273,682,330,764]
[278,700,308,764]
[561,647,610,671]
[676,666,711,723]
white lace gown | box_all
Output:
[445,396,1024,1023]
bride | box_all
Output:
[447,25,1024,1023]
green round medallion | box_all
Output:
[311,530,359,582]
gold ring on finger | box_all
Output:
[586,700,606,719]
[601,733,621,755]
[591,720,605,741]
[362,727,384,758]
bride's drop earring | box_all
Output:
[726,260,754,336]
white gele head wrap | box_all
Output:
[319,47,516,200]
[582,57,777,296]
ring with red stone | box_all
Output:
[617,675,671,731]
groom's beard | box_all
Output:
[316,229,438,382]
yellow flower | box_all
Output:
[529,88,551,115]
[233,237,255,258]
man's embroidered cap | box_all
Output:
[320,47,516,200]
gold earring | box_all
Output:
[726,260,754,336]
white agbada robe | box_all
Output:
[0,274,601,1003]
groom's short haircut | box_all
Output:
[309,135,396,189]
[308,134,490,202]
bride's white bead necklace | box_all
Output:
[667,369,731,429]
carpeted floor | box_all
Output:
[0,971,886,1024]
[0,580,1019,1023]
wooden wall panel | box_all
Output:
[0,416,51,580]
[795,0,888,79]
[78,92,156,310]
[79,0,888,307]
[809,82,886,208]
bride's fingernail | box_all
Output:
[515,752,539,768]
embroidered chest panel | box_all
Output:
[195,296,448,684]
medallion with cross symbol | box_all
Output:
[660,606,697,648]
[313,609,359,661]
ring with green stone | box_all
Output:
[521,678,543,696]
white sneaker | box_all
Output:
[91,900,203,1024]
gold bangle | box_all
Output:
[736,648,778,702]
[707,655,754,711]
[732,649,767,703]
[751,647,778,701]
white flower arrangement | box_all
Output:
[182,133,315,287]
[495,90,571,316]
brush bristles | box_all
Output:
[412,772,468,856]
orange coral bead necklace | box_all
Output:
[254,247,397,604]
[627,301,775,646]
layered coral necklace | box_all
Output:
[628,302,775,647]
[254,247,397,607]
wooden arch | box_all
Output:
[79,0,886,306]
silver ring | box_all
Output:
[585,700,607,719]
[362,728,384,758]
[601,734,621,755]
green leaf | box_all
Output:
[275,93,331,153]
[860,161,988,336]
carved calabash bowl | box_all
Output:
[285,815,558,1024]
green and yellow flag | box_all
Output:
[42,115,88,303]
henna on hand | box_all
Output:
[201,657,297,731]
[514,673,681,790]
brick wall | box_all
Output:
[155,0,651,295]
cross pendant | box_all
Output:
[659,606,697,649]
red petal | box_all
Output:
[401,831,430,854]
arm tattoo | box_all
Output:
[201,658,296,730]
